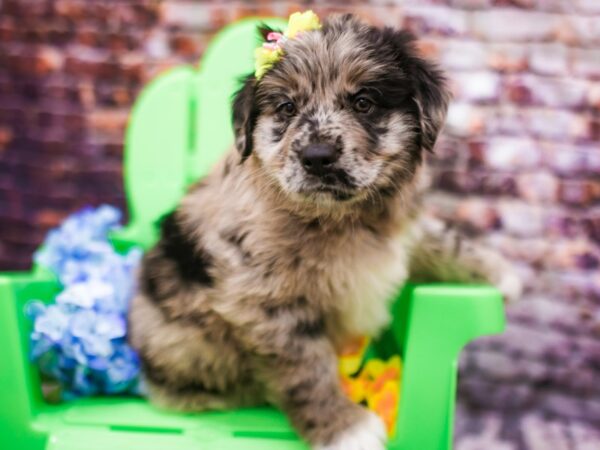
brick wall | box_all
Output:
[1,1,599,448]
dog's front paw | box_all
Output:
[314,411,386,450]
[494,267,523,304]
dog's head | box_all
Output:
[232,14,450,208]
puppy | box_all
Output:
[128,14,521,450]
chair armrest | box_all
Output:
[0,270,60,450]
[390,284,505,450]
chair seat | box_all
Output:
[38,398,307,450]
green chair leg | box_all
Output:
[389,284,505,450]
[0,272,60,450]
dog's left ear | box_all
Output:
[411,57,451,153]
[232,74,258,162]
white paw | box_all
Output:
[315,411,387,450]
[496,270,523,304]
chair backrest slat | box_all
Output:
[122,67,197,246]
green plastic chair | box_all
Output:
[0,17,505,450]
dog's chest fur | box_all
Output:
[319,228,412,341]
[213,209,414,342]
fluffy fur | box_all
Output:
[128,14,521,450]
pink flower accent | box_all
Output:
[267,32,285,42]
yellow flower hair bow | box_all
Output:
[254,10,322,80]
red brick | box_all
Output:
[541,394,590,422]
[521,414,576,449]
[561,16,600,47]
[471,10,560,41]
[478,173,519,196]
[438,39,488,70]
[456,197,501,231]
[483,137,542,170]
[525,109,588,141]
[559,180,600,206]
[582,209,600,243]
[161,1,215,30]
[471,350,519,381]
[572,48,600,79]
[451,71,502,103]
[445,103,486,137]
[485,235,551,266]
[574,0,600,13]
[403,5,469,36]
[498,201,547,237]
[504,75,587,108]
[492,0,537,8]
[484,105,528,136]
[86,109,129,135]
[488,43,529,72]
[0,126,14,152]
[543,143,589,175]
[529,43,569,76]
[448,0,492,8]
[516,172,560,203]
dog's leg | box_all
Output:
[128,292,264,413]
[215,297,387,450]
[409,217,522,303]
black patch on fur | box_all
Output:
[378,183,399,198]
[184,310,211,327]
[140,352,225,395]
[296,295,308,307]
[160,212,214,287]
[304,420,317,431]
[285,379,314,408]
[263,260,276,279]
[294,316,325,338]
[363,223,380,236]
[139,251,181,303]
[262,296,308,318]
[221,229,252,261]
[306,218,321,230]
[139,354,169,386]
[223,159,231,177]
[139,262,158,299]
[271,121,288,143]
[172,380,224,396]
[262,303,279,318]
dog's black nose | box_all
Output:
[301,143,338,177]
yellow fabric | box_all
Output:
[254,10,322,79]
[338,338,402,437]
[254,46,283,80]
[286,10,322,39]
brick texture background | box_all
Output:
[1,1,599,448]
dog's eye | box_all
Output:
[277,101,296,117]
[353,97,373,114]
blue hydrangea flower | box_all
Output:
[27,205,143,399]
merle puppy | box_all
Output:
[129,14,521,450]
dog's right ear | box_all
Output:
[232,74,258,162]
[232,25,282,162]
